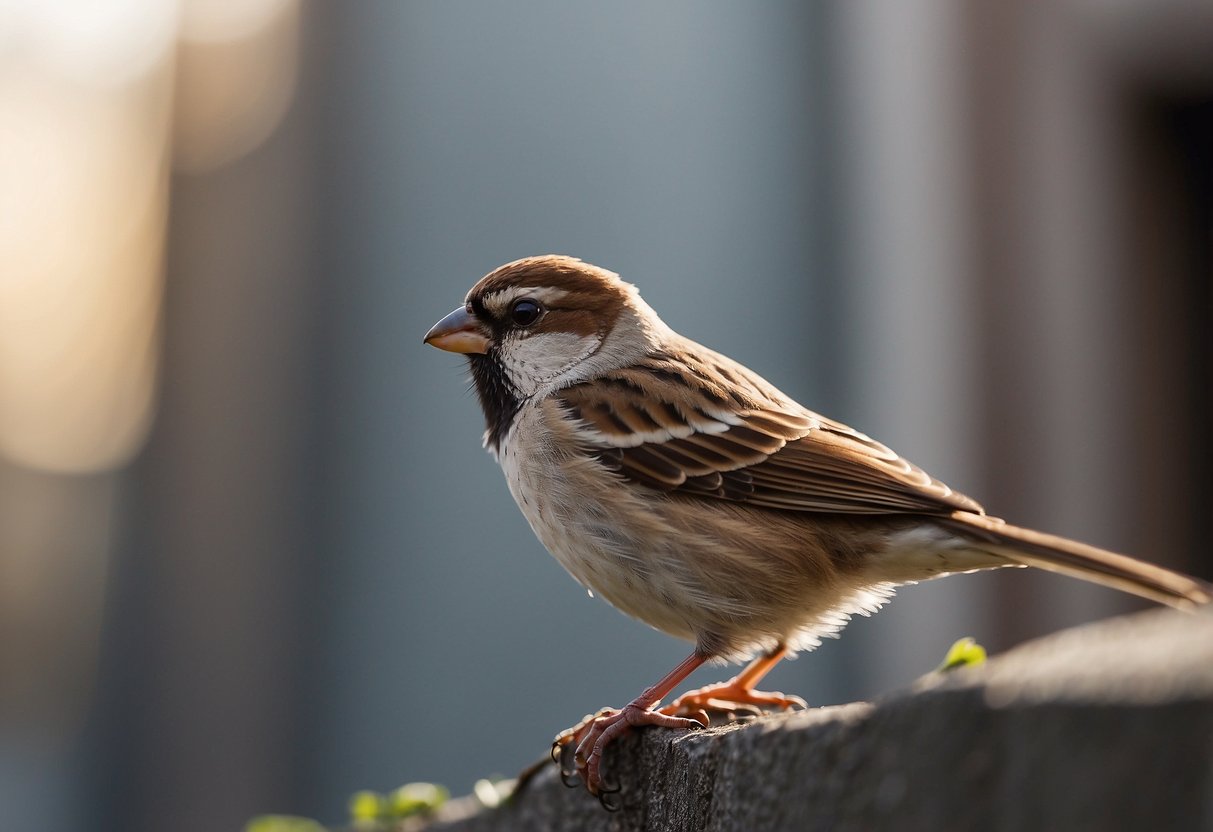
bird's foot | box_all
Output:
[552,703,707,800]
[658,681,807,722]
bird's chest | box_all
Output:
[495,406,698,641]
[496,414,630,585]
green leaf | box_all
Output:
[937,637,987,671]
[387,782,449,818]
[348,790,385,823]
[244,815,327,832]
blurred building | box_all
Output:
[0,2,1209,830]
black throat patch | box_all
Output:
[468,352,523,451]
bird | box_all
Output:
[423,254,1211,798]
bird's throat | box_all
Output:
[468,353,523,451]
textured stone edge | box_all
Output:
[410,608,1213,832]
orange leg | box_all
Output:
[553,651,710,796]
[659,643,806,720]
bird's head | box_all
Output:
[424,255,668,401]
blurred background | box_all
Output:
[1,1,1210,829]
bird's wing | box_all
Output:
[555,352,982,517]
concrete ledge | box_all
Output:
[417,608,1213,832]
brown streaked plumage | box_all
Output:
[424,254,1212,801]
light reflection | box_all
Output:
[0,86,169,473]
[0,0,300,472]
[0,0,301,792]
[173,0,300,173]
[7,0,178,89]
[178,0,293,44]
[0,2,178,770]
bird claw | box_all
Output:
[659,685,808,723]
[598,771,621,796]
[554,736,582,788]
[598,784,623,813]
[551,703,705,798]
[559,766,582,789]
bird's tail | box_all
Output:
[941,512,1212,610]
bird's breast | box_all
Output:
[496,402,719,643]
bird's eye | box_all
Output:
[510,299,542,327]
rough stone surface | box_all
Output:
[413,608,1213,832]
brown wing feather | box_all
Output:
[557,344,983,517]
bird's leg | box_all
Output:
[552,651,710,795]
[658,643,806,720]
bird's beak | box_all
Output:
[423,306,491,354]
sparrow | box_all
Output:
[424,255,1211,798]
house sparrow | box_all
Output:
[424,255,1211,797]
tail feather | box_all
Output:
[941,512,1213,610]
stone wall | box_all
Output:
[414,608,1213,832]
